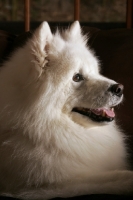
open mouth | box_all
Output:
[72,107,115,122]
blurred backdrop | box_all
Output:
[0,0,127,33]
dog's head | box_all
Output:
[0,21,124,131]
[28,21,123,126]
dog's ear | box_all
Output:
[62,21,85,42]
[69,21,81,37]
[32,21,53,52]
[29,22,53,77]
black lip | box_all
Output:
[72,108,114,122]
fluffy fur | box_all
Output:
[0,21,133,199]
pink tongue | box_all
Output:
[91,108,115,118]
[105,109,115,118]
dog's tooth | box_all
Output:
[111,108,114,111]
[102,110,106,117]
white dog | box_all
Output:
[0,21,133,200]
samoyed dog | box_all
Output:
[0,21,133,199]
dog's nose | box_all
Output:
[108,84,124,97]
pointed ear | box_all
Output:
[62,21,82,41]
[33,21,53,51]
[69,21,81,37]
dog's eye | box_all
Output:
[73,73,84,82]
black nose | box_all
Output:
[108,84,124,97]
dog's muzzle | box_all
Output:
[72,83,124,123]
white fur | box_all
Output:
[0,21,133,199]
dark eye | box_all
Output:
[73,73,84,82]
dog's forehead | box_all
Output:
[49,35,99,74]
[64,44,99,74]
